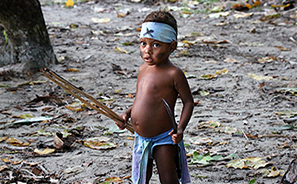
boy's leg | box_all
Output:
[146,158,153,184]
[153,145,179,184]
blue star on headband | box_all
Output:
[143,28,154,37]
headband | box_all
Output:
[140,22,177,43]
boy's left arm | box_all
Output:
[170,68,194,144]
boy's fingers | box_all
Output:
[169,129,175,135]
[115,122,126,130]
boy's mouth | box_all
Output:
[143,55,153,63]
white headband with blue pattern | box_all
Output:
[140,22,177,43]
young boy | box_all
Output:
[116,10,194,184]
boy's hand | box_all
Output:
[115,121,126,130]
[115,113,129,130]
[169,128,183,144]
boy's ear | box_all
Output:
[170,41,177,52]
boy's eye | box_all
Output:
[140,42,146,46]
[153,43,160,48]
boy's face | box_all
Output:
[139,38,176,66]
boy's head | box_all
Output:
[140,11,177,44]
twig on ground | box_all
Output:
[241,130,250,142]
[258,134,287,138]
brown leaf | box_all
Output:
[5,87,22,92]
[281,158,297,184]
[64,68,80,72]
[54,133,64,149]
[0,137,8,143]
[125,93,134,98]
[274,46,291,51]
[202,40,229,44]
[246,133,258,139]
[27,93,64,105]
[253,1,261,7]
[111,63,122,71]
[6,138,30,147]
[32,167,43,176]
[0,165,9,172]
[34,147,55,155]
[232,4,250,11]
[2,158,21,165]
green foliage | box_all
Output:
[248,178,256,184]
[196,0,219,4]
[3,30,8,44]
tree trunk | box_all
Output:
[0,0,57,73]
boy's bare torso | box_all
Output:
[130,62,178,137]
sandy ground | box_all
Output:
[1,0,297,183]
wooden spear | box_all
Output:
[40,68,134,133]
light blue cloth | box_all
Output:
[140,22,177,43]
[132,129,191,184]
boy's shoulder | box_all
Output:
[139,63,147,71]
[168,64,185,77]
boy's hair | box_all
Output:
[143,11,177,35]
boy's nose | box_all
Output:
[144,45,152,54]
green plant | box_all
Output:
[3,30,8,44]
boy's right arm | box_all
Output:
[115,107,132,130]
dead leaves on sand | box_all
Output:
[0,160,59,183]
[1,0,296,183]
[0,81,128,183]
[188,118,295,178]
[83,137,117,150]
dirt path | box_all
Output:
[1,0,297,183]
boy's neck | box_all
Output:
[147,59,171,67]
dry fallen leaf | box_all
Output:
[22,161,40,166]
[248,73,274,81]
[200,74,217,80]
[0,137,8,143]
[258,56,277,63]
[84,137,117,150]
[217,126,237,134]
[227,157,272,169]
[281,159,297,183]
[189,137,213,145]
[274,46,291,51]
[2,158,21,165]
[91,18,111,23]
[6,137,30,147]
[54,133,64,149]
[224,58,241,63]
[125,93,134,98]
[64,68,80,72]
[253,1,261,7]
[34,147,55,155]
[13,113,34,119]
[232,4,250,11]
[103,177,123,183]
[126,136,134,140]
[233,12,254,18]
[197,121,221,129]
[215,69,228,75]
[115,47,128,54]
[65,0,74,7]
[65,102,85,112]
[0,165,8,172]
[208,12,229,18]
[202,40,228,44]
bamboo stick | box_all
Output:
[40,69,134,133]
[47,69,122,121]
